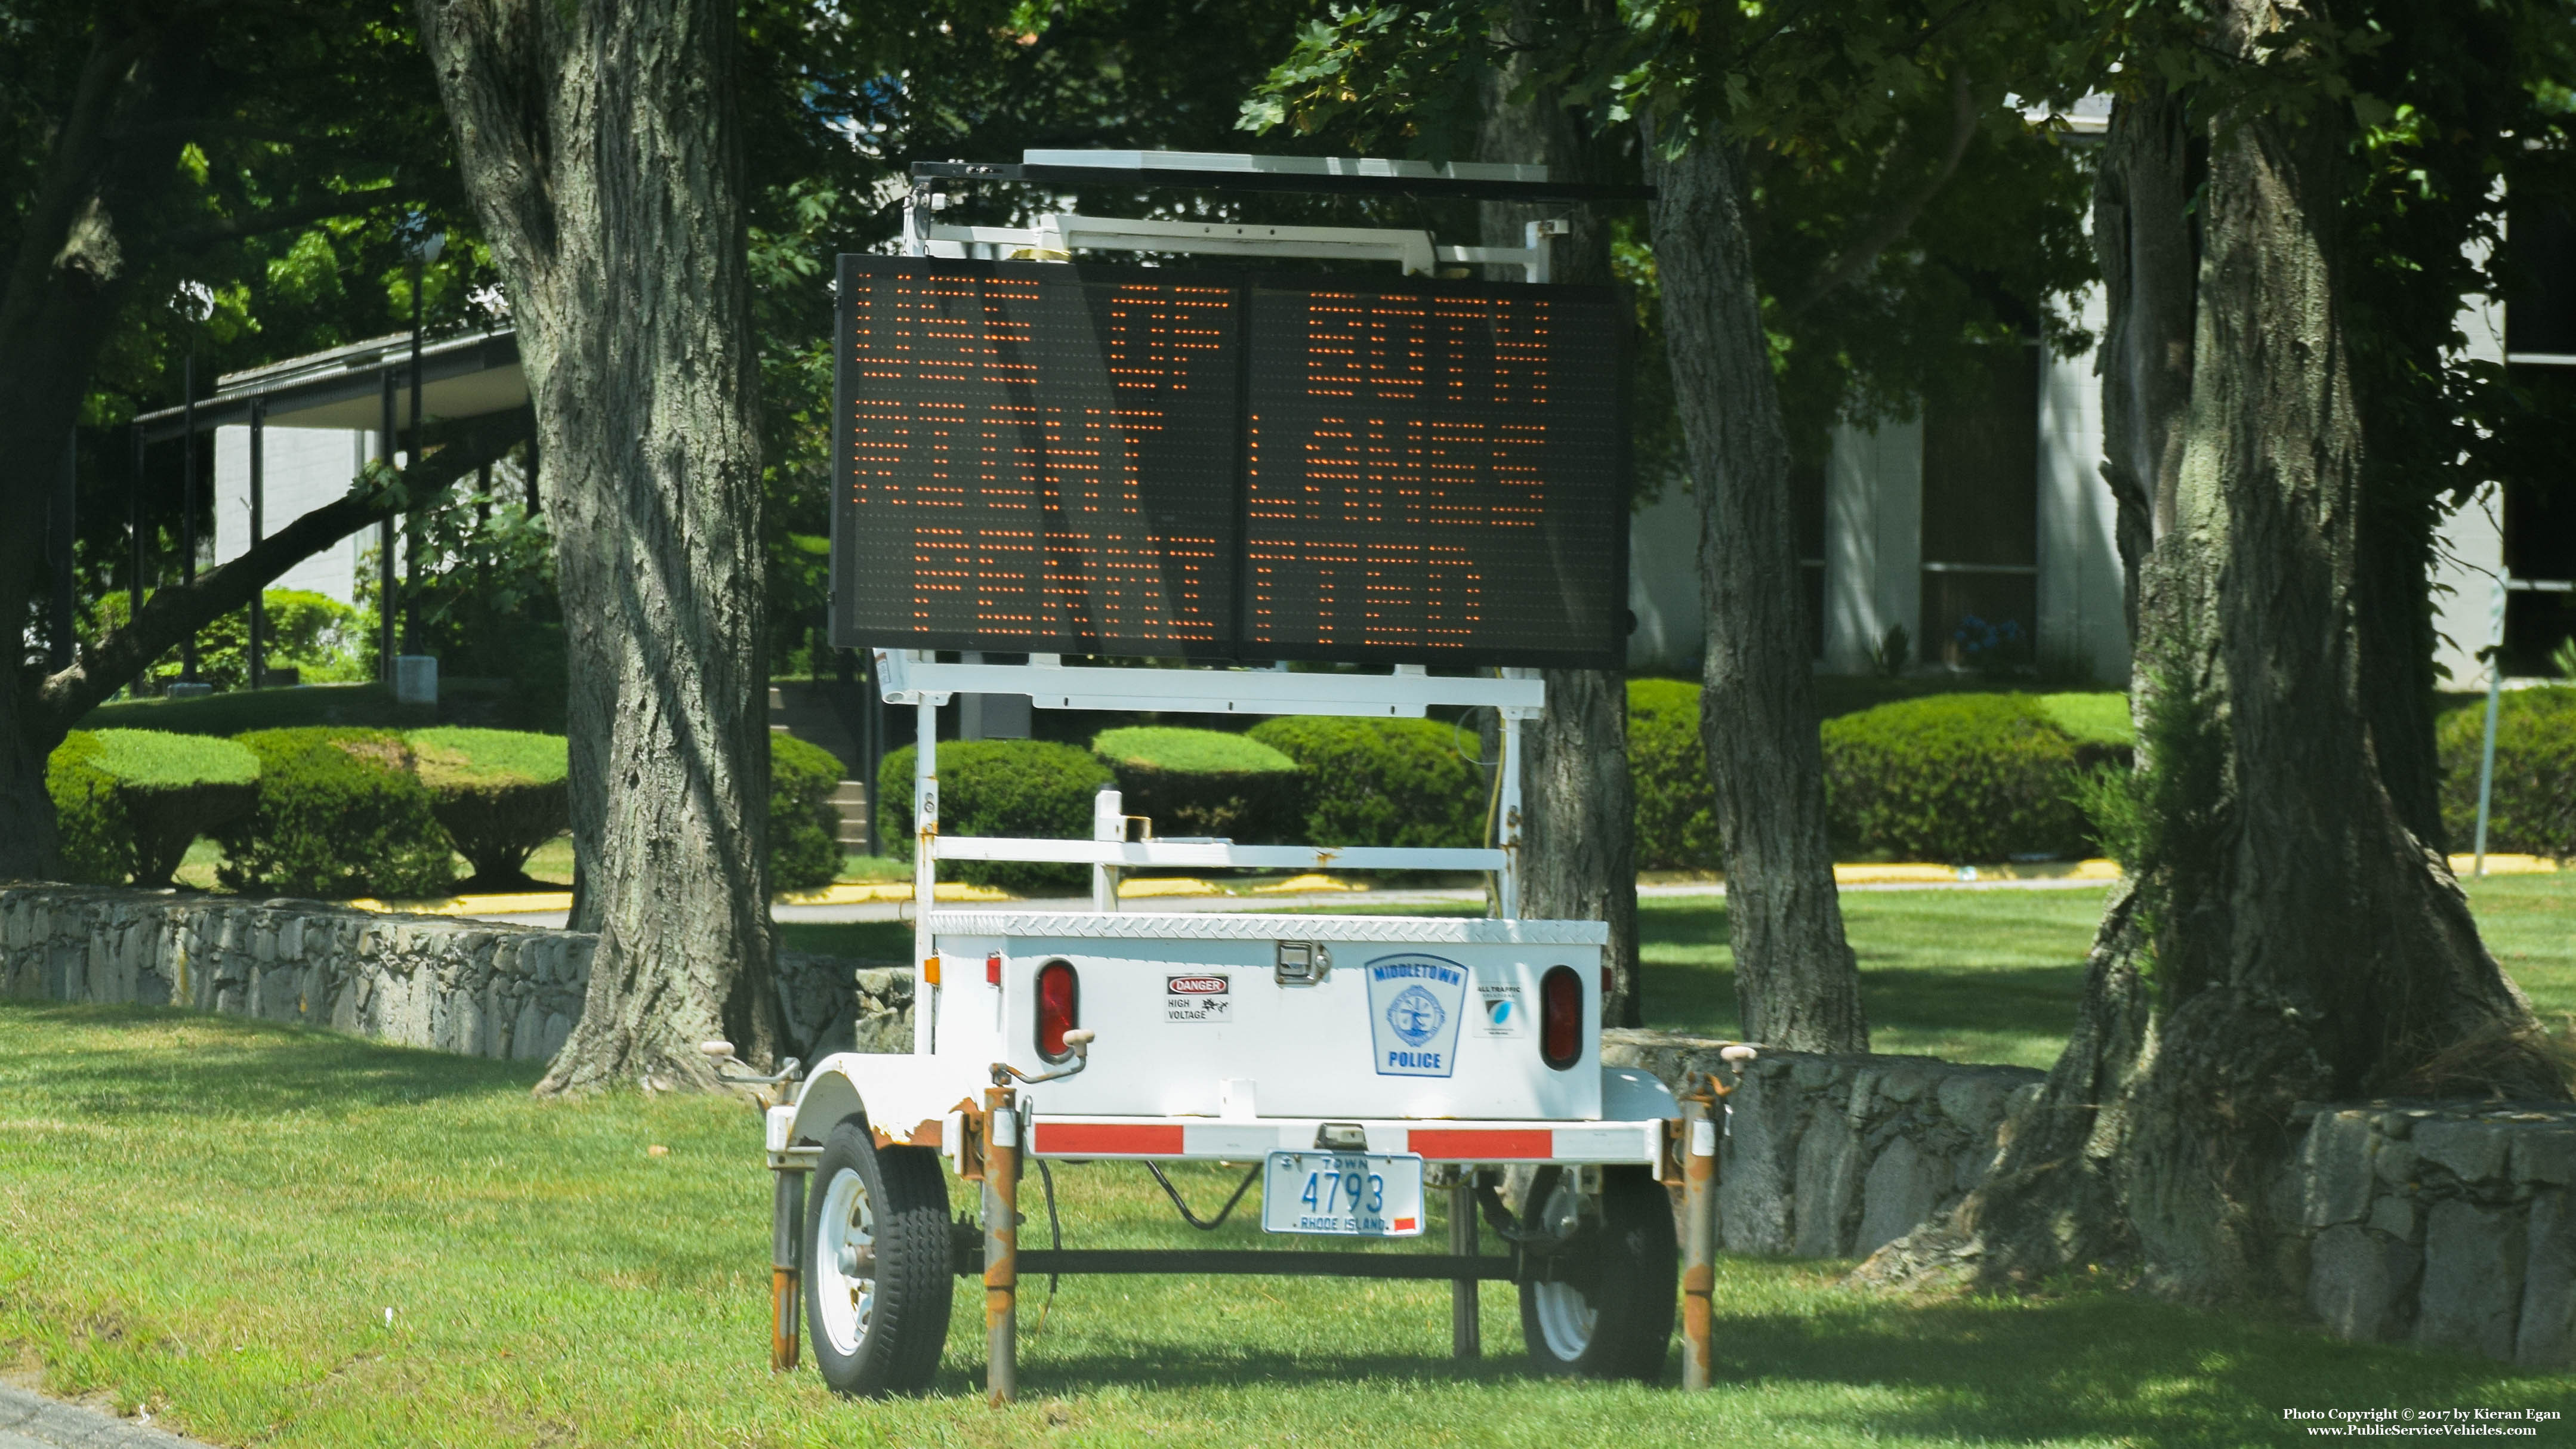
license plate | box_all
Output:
[1260,1151,1426,1237]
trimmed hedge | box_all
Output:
[1245,716,1485,851]
[407,728,569,889]
[771,734,846,894]
[878,740,1114,894]
[45,730,259,888]
[2439,687,2576,858]
[46,733,127,885]
[1821,694,2087,863]
[216,728,456,899]
[1091,726,1300,843]
[1628,679,1722,872]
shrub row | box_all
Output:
[49,726,861,898]
[2438,687,2576,859]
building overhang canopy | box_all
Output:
[134,329,524,444]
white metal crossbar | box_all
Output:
[874,650,1543,720]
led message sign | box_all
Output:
[831,254,1625,668]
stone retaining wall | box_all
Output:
[0,885,909,1065]
[2293,1101,2576,1366]
[1603,1029,2045,1258]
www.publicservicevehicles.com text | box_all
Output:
[2284,1407,2562,1435]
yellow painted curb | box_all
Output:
[2448,853,2562,876]
[1252,873,1362,894]
[1118,877,1221,898]
[1831,858,2123,885]
[348,891,572,916]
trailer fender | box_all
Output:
[785,1052,992,1153]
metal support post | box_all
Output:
[1494,711,1524,919]
[1679,1091,1719,1389]
[983,1088,1020,1405]
[248,399,266,687]
[914,697,939,1053]
[770,1165,806,1371]
[378,372,398,682]
[1092,786,1124,913]
[49,430,75,672]
[129,425,146,635]
[1448,1172,1480,1358]
[179,347,199,681]
[2473,574,2508,877]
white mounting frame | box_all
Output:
[878,182,1577,1044]
[903,199,1567,282]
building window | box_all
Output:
[1919,344,2040,669]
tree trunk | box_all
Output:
[417,0,780,1093]
[1476,1,1640,1024]
[2090,84,2195,637]
[1861,11,2562,1300]
[1645,128,1866,1052]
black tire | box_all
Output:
[804,1120,955,1397]
[1517,1164,1678,1382]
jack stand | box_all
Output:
[770,1165,806,1372]
[1679,1090,1719,1389]
[983,1086,1020,1405]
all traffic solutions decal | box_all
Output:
[1364,953,1468,1077]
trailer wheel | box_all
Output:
[1517,1164,1677,1383]
[805,1120,953,1397]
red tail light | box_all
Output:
[1035,960,1079,1062]
[1540,965,1581,1071]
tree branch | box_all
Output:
[160,190,399,249]
[33,408,532,730]
[1778,65,1979,320]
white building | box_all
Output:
[1626,177,2576,690]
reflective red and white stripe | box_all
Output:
[1025,1117,1659,1164]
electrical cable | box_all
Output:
[1030,1156,1063,1335]
[1144,1160,1263,1231]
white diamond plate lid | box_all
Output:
[924,910,1609,946]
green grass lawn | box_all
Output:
[3,1001,2568,1448]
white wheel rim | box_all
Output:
[815,1166,877,1357]
[1531,1175,1599,1361]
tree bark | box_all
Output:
[2090,84,2196,637]
[1476,1,1640,1025]
[1861,10,2562,1300]
[1646,126,1867,1052]
[417,0,780,1093]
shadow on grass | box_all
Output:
[0,1000,544,1119]
[776,920,913,961]
[998,1275,2559,1444]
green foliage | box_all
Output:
[90,590,371,693]
[770,734,846,895]
[2439,688,2576,860]
[216,729,454,900]
[1821,694,2087,863]
[877,740,1114,894]
[406,728,569,889]
[1245,716,1485,851]
[44,733,125,886]
[88,731,260,888]
[2037,693,2136,752]
[42,731,260,888]
[1627,679,1722,872]
[385,475,567,730]
[1091,727,1301,844]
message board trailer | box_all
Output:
[724,150,1756,1403]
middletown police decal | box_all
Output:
[1365,953,1469,1077]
